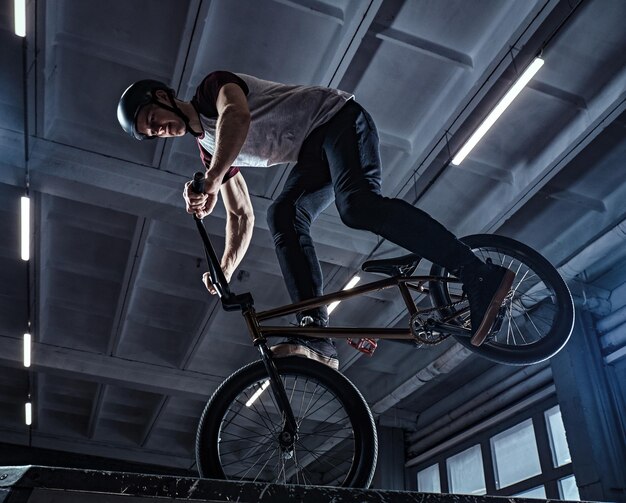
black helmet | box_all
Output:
[117,80,173,140]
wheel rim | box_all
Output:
[216,372,358,485]
[444,246,564,351]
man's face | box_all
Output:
[135,91,186,138]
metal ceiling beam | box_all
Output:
[0,335,222,399]
[140,396,170,448]
[323,0,385,88]
[51,32,174,78]
[372,24,473,69]
[108,220,152,356]
[273,0,345,23]
[86,218,152,439]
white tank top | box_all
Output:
[196,73,353,167]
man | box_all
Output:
[117,71,514,370]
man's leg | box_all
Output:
[266,130,341,368]
[267,161,334,325]
[322,101,514,345]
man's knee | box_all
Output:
[336,192,382,231]
[267,199,293,236]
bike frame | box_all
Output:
[193,212,472,347]
[250,275,468,341]
[192,199,470,445]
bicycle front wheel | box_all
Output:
[196,356,377,488]
[429,234,574,365]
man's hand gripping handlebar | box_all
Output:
[190,172,253,312]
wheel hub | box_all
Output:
[278,430,296,451]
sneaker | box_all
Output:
[460,261,515,347]
[270,316,339,370]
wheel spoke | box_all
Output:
[428,240,572,364]
[206,367,370,487]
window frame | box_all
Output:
[410,396,576,499]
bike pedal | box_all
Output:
[347,338,377,356]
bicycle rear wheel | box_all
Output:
[429,234,574,365]
[196,356,377,487]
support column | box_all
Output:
[550,309,626,501]
[372,426,406,490]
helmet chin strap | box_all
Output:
[153,90,202,138]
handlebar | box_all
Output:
[191,171,253,311]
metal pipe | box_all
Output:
[406,385,556,468]
[597,304,626,334]
[605,346,626,365]
[371,343,473,415]
[521,218,626,314]
[600,323,626,353]
[559,219,626,281]
[407,363,550,443]
[407,367,553,457]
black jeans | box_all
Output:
[267,100,477,325]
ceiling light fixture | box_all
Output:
[23,333,31,367]
[14,0,26,37]
[25,401,32,425]
[245,380,270,407]
[327,275,361,315]
[451,56,544,166]
[20,196,29,261]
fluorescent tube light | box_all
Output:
[25,402,32,425]
[327,275,361,315]
[21,196,30,260]
[246,380,270,407]
[14,0,26,37]
[451,57,544,166]
[23,333,31,367]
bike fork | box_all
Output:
[258,344,299,449]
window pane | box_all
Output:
[545,405,572,467]
[490,418,542,489]
[514,486,547,499]
[446,445,486,495]
[559,475,580,501]
[417,464,441,493]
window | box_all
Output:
[514,486,547,499]
[490,418,542,489]
[411,402,578,500]
[417,463,441,493]
[559,475,580,501]
[545,405,572,467]
[446,445,486,495]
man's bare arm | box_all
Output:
[207,84,250,183]
[202,172,254,294]
[186,83,250,219]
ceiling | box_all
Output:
[1,0,625,473]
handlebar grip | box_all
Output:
[191,171,205,194]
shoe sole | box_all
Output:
[470,269,515,347]
[270,343,339,370]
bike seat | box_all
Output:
[361,253,421,277]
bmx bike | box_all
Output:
[190,173,574,488]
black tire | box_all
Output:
[196,356,377,488]
[429,234,574,365]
